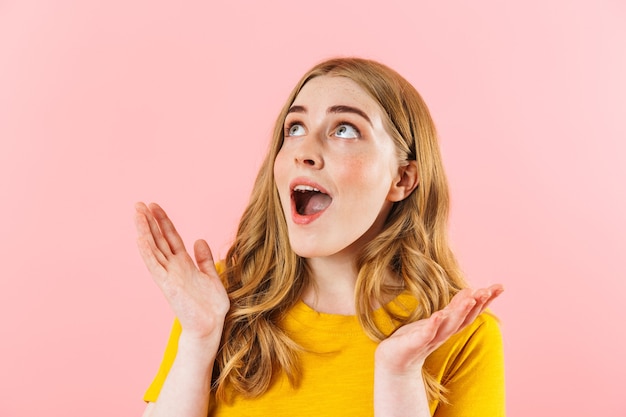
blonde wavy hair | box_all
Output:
[215,57,467,403]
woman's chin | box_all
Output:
[288,237,359,261]
[288,240,333,259]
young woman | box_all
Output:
[135,57,505,417]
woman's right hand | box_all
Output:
[134,202,230,351]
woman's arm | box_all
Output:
[374,286,503,417]
[142,332,216,417]
[135,203,230,417]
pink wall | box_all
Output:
[1,1,624,415]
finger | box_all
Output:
[136,202,173,257]
[149,203,187,255]
[477,285,504,312]
[488,284,504,294]
[413,311,443,345]
[445,288,475,317]
[432,290,476,344]
[136,233,167,279]
[459,285,504,328]
[194,239,216,276]
[134,209,168,266]
[459,288,491,328]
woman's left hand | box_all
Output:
[374,286,503,416]
[375,285,504,374]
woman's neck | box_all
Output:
[301,255,358,315]
[301,254,403,315]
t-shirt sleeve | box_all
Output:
[427,312,505,417]
[143,318,182,403]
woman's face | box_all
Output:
[274,75,404,260]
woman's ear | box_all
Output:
[387,160,419,202]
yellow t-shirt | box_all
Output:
[144,293,504,416]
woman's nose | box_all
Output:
[294,135,324,169]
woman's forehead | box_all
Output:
[291,75,383,117]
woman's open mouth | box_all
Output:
[291,183,332,224]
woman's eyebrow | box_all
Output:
[287,105,306,114]
[328,105,372,126]
[287,105,372,126]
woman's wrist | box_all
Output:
[374,352,430,417]
[374,365,430,417]
[177,329,222,366]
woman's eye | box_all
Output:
[334,124,359,139]
[287,123,306,137]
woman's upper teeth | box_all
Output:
[294,185,320,192]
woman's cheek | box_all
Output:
[338,153,379,184]
[273,150,288,182]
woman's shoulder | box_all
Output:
[427,311,505,415]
